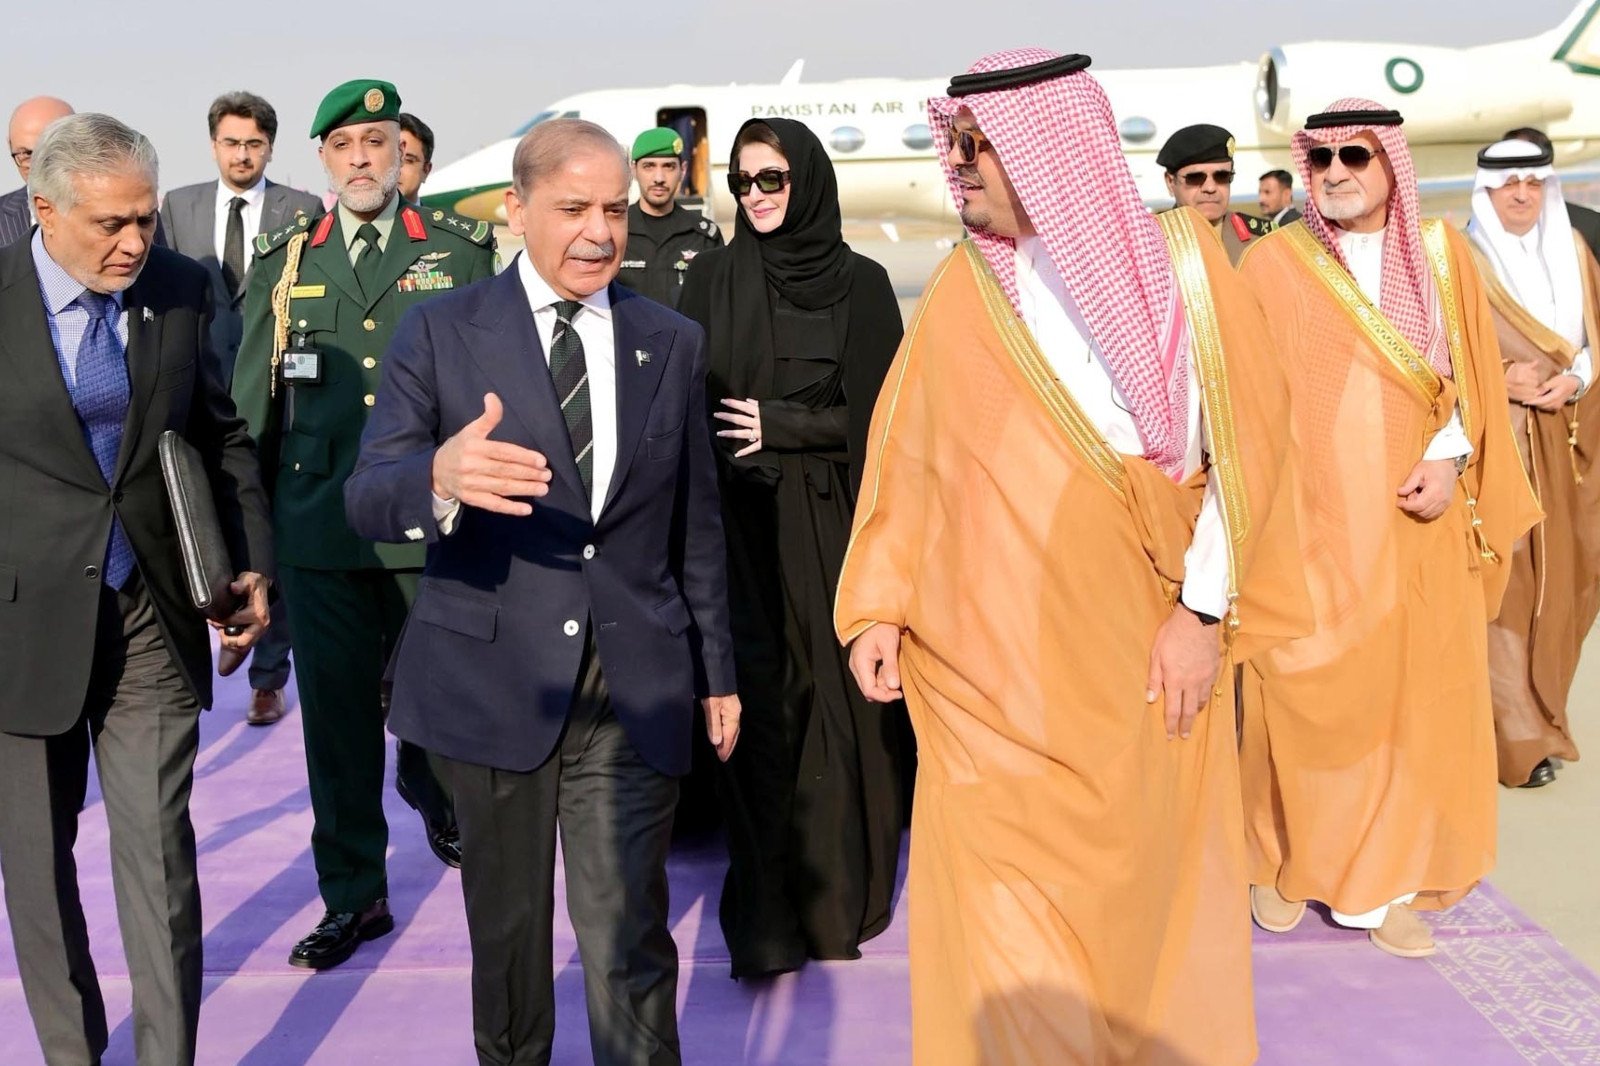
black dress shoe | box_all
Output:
[1520,759,1557,788]
[396,776,462,869]
[288,899,394,970]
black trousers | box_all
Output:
[0,576,202,1066]
[437,634,681,1066]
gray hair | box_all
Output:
[28,113,159,213]
[511,118,627,197]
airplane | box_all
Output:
[421,0,1600,229]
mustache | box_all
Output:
[568,240,616,261]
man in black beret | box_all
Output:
[1158,123,1272,265]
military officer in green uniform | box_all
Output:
[233,78,495,970]
[1157,123,1273,266]
[617,126,723,309]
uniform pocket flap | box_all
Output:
[0,564,15,602]
[414,589,499,640]
[653,594,691,636]
[288,296,338,334]
[280,431,332,476]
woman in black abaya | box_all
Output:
[679,117,909,978]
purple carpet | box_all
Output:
[2,665,1598,1065]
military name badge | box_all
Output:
[290,284,326,299]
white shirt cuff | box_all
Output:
[432,492,462,535]
[1180,474,1231,621]
[1422,408,1473,462]
[1567,346,1594,392]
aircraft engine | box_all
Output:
[1254,43,1575,143]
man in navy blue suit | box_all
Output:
[344,118,740,1066]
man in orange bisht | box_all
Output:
[1238,101,1541,959]
[836,49,1309,1066]
[1468,138,1600,789]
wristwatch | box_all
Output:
[1454,453,1469,478]
[1183,603,1221,626]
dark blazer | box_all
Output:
[0,240,274,735]
[157,178,323,379]
[0,187,31,248]
[345,267,736,775]
[1274,206,1302,226]
[1568,201,1600,263]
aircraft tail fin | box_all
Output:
[1552,1,1600,73]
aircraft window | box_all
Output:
[830,126,866,153]
[513,109,558,136]
[902,123,934,151]
[1119,116,1157,145]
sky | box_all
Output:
[0,0,1583,197]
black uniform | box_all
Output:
[617,202,723,308]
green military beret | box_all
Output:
[1156,123,1235,172]
[631,127,684,162]
[310,79,402,140]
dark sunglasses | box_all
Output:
[727,168,791,196]
[1177,168,1234,188]
[943,126,992,166]
[1306,145,1387,171]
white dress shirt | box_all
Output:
[1335,227,1472,461]
[213,176,267,264]
[436,252,618,530]
[1014,237,1230,619]
[1502,227,1595,387]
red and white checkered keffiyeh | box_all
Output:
[929,48,1190,478]
[1292,97,1451,375]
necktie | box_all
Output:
[71,292,135,588]
[549,300,593,497]
[223,196,246,298]
[354,222,383,299]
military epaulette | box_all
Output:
[253,211,317,258]
[424,207,495,247]
[698,217,720,240]
[1230,212,1273,241]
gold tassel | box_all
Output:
[1466,496,1499,562]
[1569,416,1584,486]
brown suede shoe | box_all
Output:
[1250,883,1306,933]
[246,689,286,726]
[1369,905,1436,958]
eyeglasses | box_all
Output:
[216,137,269,155]
[1306,145,1386,171]
[1177,168,1234,188]
[10,149,31,166]
[727,168,790,197]
[943,126,992,166]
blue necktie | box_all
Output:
[69,291,135,589]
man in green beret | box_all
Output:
[233,77,496,970]
[616,126,722,309]
[1157,123,1273,266]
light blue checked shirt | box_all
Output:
[31,229,128,388]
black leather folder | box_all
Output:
[158,430,240,623]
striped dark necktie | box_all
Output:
[549,299,592,497]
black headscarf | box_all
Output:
[704,118,855,401]
[681,118,901,492]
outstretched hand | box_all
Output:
[432,393,553,515]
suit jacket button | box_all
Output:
[363,318,377,332]
[363,394,376,407]
[112,491,123,503]
[581,544,596,560]
[84,565,99,579]
[362,357,377,369]
[562,619,580,637]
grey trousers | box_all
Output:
[0,577,202,1066]
[437,635,681,1066]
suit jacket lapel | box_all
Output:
[114,274,162,481]
[601,286,667,516]
[0,242,103,484]
[316,213,366,307]
[464,269,586,500]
